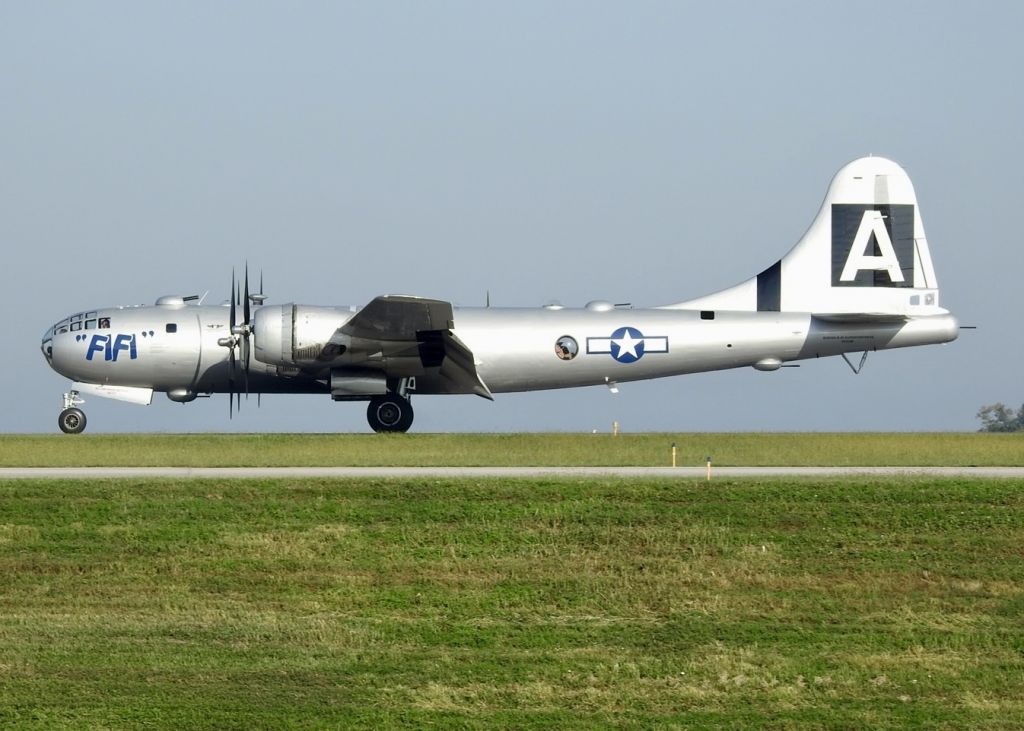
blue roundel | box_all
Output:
[610,326,645,363]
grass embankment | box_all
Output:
[1,432,1021,467]
[0,477,1022,728]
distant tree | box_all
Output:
[977,403,1024,432]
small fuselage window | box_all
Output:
[166,323,177,333]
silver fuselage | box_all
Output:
[42,302,958,398]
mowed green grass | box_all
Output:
[1,432,1021,467]
[0,477,1022,729]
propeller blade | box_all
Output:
[229,268,236,332]
[229,343,236,419]
[242,264,250,397]
[243,262,251,328]
[243,264,251,400]
[243,339,250,401]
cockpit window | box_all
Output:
[70,322,82,331]
[85,319,96,330]
[99,317,110,329]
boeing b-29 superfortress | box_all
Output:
[41,157,959,433]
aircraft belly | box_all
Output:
[452,309,811,394]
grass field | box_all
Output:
[1,476,1022,729]
[1,432,1021,467]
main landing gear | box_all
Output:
[366,393,414,433]
[58,390,87,434]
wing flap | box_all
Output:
[438,330,493,400]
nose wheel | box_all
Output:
[58,390,88,434]
[367,394,414,433]
[58,407,87,434]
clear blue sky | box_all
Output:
[2,2,1020,433]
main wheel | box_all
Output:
[58,407,87,434]
[367,394,414,433]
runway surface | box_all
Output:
[1,466,1022,479]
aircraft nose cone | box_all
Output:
[47,331,78,378]
[41,329,54,365]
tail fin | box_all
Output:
[668,156,944,317]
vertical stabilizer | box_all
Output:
[666,157,945,317]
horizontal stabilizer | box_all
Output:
[812,313,910,324]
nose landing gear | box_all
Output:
[58,390,87,434]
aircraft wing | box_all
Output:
[327,295,492,399]
[340,295,456,340]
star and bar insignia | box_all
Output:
[586,326,669,363]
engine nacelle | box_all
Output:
[253,304,355,367]
[330,368,387,399]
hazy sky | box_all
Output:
[2,2,1021,433]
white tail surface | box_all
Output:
[667,157,944,317]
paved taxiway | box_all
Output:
[1,467,1022,479]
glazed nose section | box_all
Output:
[40,328,54,366]
[46,328,80,378]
